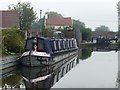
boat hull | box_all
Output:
[20,50,78,66]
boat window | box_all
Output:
[60,40,63,50]
[56,40,59,51]
[58,40,61,50]
[37,39,46,52]
[53,40,57,51]
[69,40,71,48]
[65,40,68,49]
[72,40,74,48]
[70,40,72,48]
[25,38,34,51]
[63,40,65,49]
[73,40,75,48]
[68,40,70,49]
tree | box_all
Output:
[47,11,62,18]
[73,20,92,42]
[81,28,92,41]
[73,20,85,30]
[95,25,110,32]
[9,2,36,31]
[32,17,45,30]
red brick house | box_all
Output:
[0,10,19,29]
[45,17,73,30]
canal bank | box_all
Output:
[0,56,20,70]
[79,43,118,48]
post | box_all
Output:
[40,10,42,36]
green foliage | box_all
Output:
[2,28,25,54]
[47,11,62,18]
[2,74,22,86]
[95,25,110,32]
[80,48,93,60]
[118,27,120,38]
[73,20,92,42]
[0,30,2,56]
[73,20,85,30]
[81,28,92,42]
[118,40,120,48]
[9,2,36,31]
[41,28,53,37]
[32,18,45,30]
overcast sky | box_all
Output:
[0,0,119,31]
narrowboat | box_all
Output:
[20,37,78,66]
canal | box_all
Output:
[0,47,119,89]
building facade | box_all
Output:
[92,31,117,39]
[0,10,19,29]
[45,17,73,30]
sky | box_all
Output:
[0,0,120,31]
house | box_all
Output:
[27,29,40,37]
[92,31,117,39]
[0,10,19,29]
[45,17,73,30]
[92,31,118,43]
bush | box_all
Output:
[118,40,120,48]
[2,28,25,54]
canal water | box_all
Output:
[0,47,118,89]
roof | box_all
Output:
[46,17,72,26]
[28,29,40,33]
[92,31,117,39]
[0,10,19,28]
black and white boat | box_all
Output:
[20,37,78,66]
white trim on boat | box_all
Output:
[22,51,29,56]
[21,51,51,57]
[31,74,51,83]
[22,74,51,83]
[32,51,50,57]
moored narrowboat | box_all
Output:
[20,37,78,66]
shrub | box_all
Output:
[2,28,25,54]
[118,40,120,48]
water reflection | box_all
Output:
[0,46,118,89]
[1,66,24,89]
[94,46,118,52]
[2,74,22,89]
[79,48,93,60]
[1,52,79,89]
[20,53,78,89]
[117,50,120,90]
[78,46,118,60]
